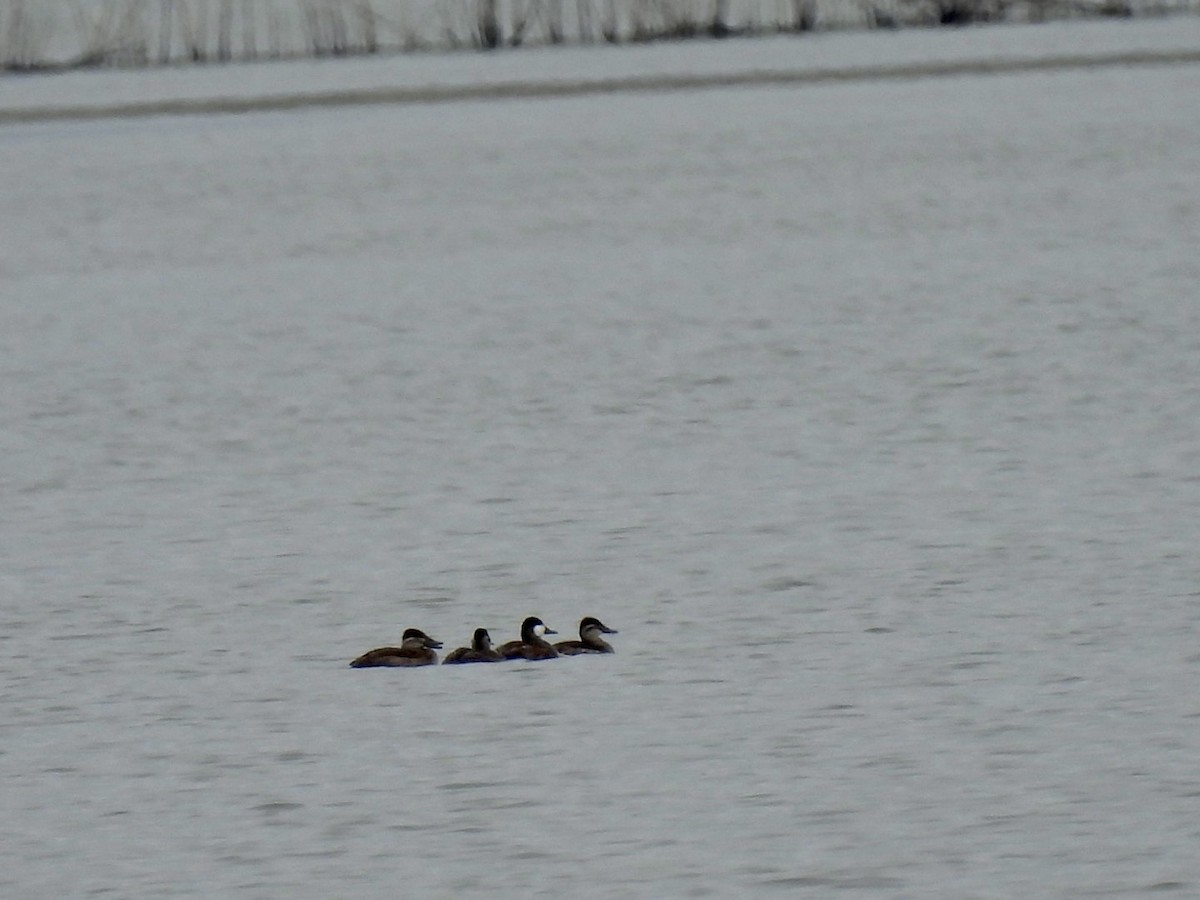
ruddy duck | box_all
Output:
[498,616,559,661]
[349,628,442,667]
[443,628,504,664]
[554,616,619,655]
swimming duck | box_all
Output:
[554,616,619,655]
[497,616,559,661]
[443,628,505,664]
[349,628,442,667]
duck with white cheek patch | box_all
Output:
[498,616,559,661]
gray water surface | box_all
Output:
[3,39,1200,898]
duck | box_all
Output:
[442,628,504,664]
[554,616,619,655]
[349,628,442,667]
[497,616,559,661]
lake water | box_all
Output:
[3,22,1200,897]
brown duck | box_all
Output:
[554,616,619,655]
[349,628,442,667]
[443,628,505,664]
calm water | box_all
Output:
[3,42,1200,897]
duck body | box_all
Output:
[554,616,619,655]
[443,628,505,664]
[350,628,442,667]
[498,616,559,661]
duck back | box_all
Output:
[553,640,610,656]
[500,640,558,661]
[443,646,503,664]
[349,646,438,667]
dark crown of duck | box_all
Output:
[403,628,443,648]
[578,616,617,635]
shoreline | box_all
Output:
[3,16,1199,126]
[4,45,1199,124]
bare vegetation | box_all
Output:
[1,0,1196,71]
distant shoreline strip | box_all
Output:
[4,48,1199,125]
